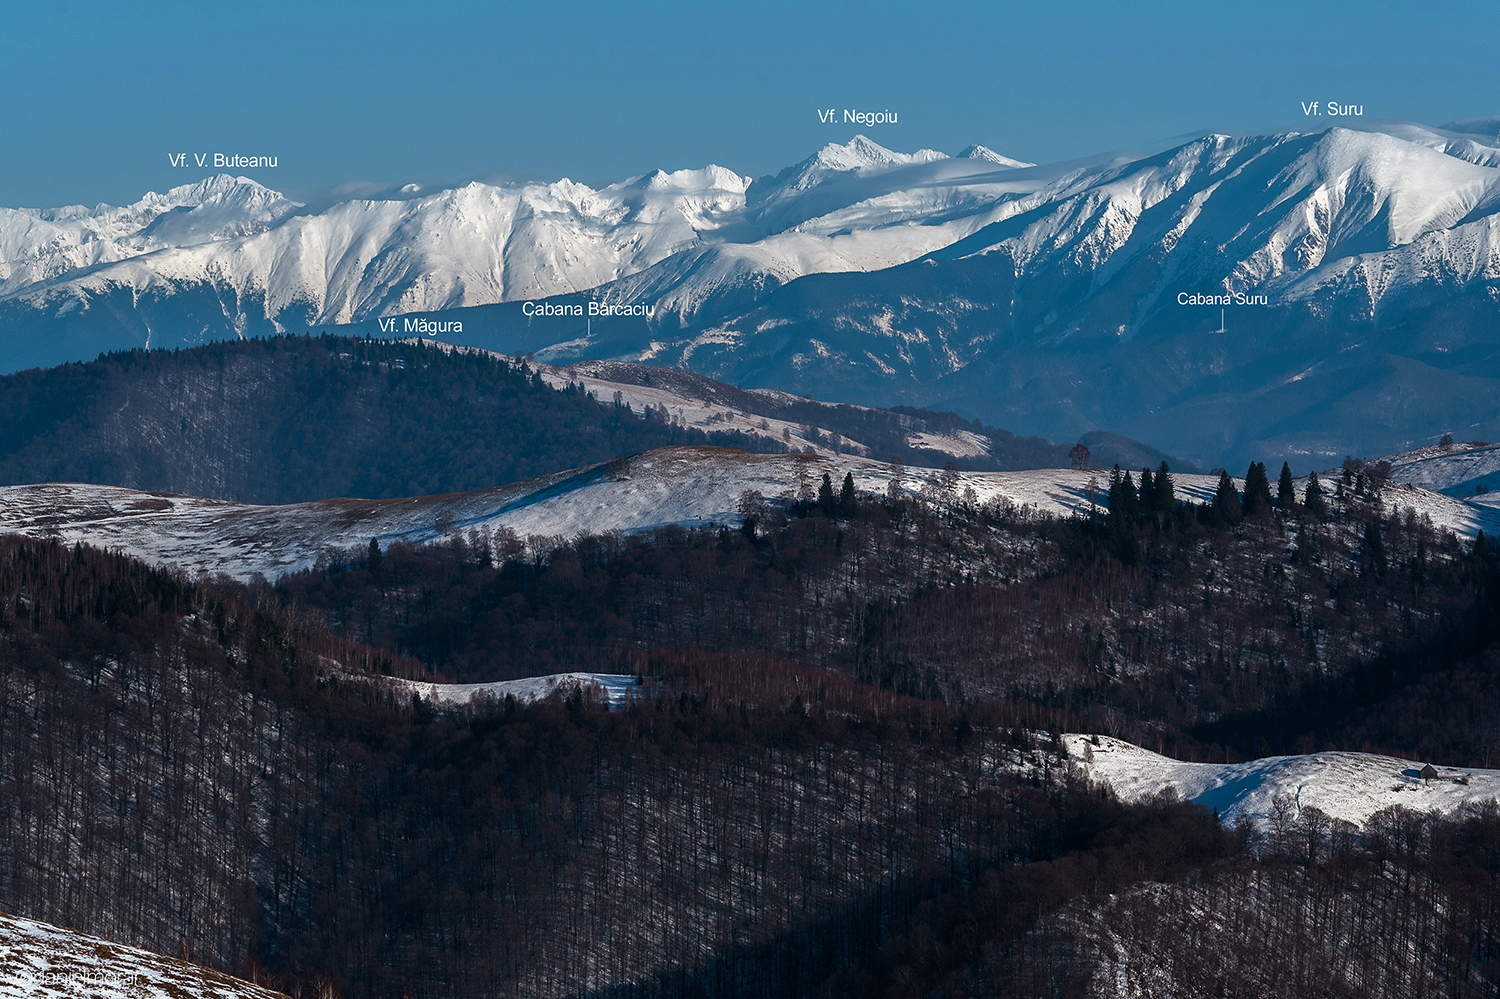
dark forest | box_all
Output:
[4,457,1500,996]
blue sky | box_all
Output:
[2,0,1495,207]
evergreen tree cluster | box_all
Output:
[1102,457,1314,538]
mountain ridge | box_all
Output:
[3,122,1499,471]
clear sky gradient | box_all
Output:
[2,0,1496,207]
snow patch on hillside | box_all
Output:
[378,672,649,709]
[1064,734,1500,831]
[907,430,991,458]
[0,910,284,999]
[1375,480,1500,536]
[1382,441,1500,496]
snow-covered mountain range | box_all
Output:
[0,137,1032,347]
[3,119,1499,469]
[5,121,1496,339]
[11,120,1496,336]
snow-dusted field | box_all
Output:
[1064,734,1500,831]
[1385,440,1500,496]
[535,358,864,458]
[0,446,1493,582]
[1374,480,1500,537]
[388,672,648,709]
[0,448,1215,581]
[0,910,284,999]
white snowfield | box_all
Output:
[1373,480,1500,538]
[389,672,647,709]
[0,909,284,999]
[1064,734,1500,831]
[1383,440,1500,497]
[4,119,1499,336]
[0,446,1494,583]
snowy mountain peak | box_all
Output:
[956,144,1034,168]
[628,165,751,194]
[755,135,951,199]
[136,174,303,246]
[811,134,947,174]
[151,173,291,206]
[0,174,301,295]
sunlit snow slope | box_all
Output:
[0,447,1492,582]
[0,910,285,999]
[0,449,1224,581]
[1064,735,1500,832]
[1384,440,1500,497]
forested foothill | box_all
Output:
[0,335,1110,507]
[281,460,1500,766]
[4,454,1500,996]
[0,335,782,504]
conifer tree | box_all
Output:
[817,472,836,516]
[1277,462,1296,510]
[1243,461,1274,518]
[839,472,856,517]
[1105,472,1140,561]
[1138,466,1156,513]
[1214,470,1243,525]
[1155,461,1175,511]
[1303,471,1325,515]
[1108,469,1139,526]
